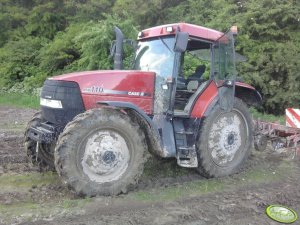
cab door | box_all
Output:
[213,31,237,111]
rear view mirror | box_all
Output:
[174,32,189,52]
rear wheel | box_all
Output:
[196,98,253,177]
[24,111,55,171]
[54,108,148,196]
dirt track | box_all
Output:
[0,106,300,225]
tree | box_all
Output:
[0,0,299,114]
[0,37,44,87]
[25,1,67,39]
[234,0,300,114]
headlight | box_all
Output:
[40,98,63,109]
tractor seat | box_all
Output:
[186,80,199,91]
[183,81,208,113]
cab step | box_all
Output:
[176,145,198,168]
[175,130,194,135]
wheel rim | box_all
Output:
[209,109,248,167]
[81,130,130,183]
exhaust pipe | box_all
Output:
[114,26,124,70]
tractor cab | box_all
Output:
[114,23,238,118]
[110,23,247,167]
[105,23,261,168]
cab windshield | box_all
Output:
[133,37,175,78]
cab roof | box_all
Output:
[138,23,224,42]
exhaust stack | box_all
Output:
[113,26,124,70]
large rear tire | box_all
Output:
[54,108,148,196]
[24,111,55,171]
[196,98,253,177]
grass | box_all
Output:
[0,172,92,224]
[0,198,92,224]
[131,179,226,202]
[130,160,292,202]
[0,172,59,190]
[0,93,39,109]
[0,157,297,224]
[0,123,27,132]
[142,157,190,178]
[61,198,92,209]
[250,107,285,124]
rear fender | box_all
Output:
[190,82,262,118]
[235,83,262,107]
[97,101,166,158]
[190,81,219,118]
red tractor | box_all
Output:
[25,23,262,196]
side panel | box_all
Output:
[190,81,218,118]
[54,70,156,115]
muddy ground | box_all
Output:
[0,106,299,225]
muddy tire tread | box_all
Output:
[196,98,253,178]
[54,108,148,196]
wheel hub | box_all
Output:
[81,130,130,183]
[222,128,240,153]
[227,133,235,146]
[102,151,116,164]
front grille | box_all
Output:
[41,79,85,125]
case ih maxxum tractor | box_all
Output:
[25,23,262,196]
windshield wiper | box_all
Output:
[159,37,172,53]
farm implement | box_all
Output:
[254,108,300,158]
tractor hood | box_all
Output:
[51,70,156,113]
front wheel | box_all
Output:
[24,111,55,171]
[54,108,148,196]
[196,98,253,177]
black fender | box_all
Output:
[97,101,166,158]
[235,84,262,107]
